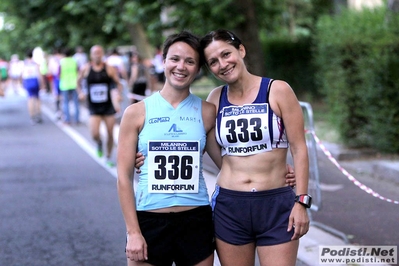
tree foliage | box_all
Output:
[0,0,331,74]
[314,5,399,152]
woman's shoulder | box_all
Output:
[124,100,145,118]
[120,101,146,128]
[270,79,293,94]
[206,85,224,104]
[201,98,216,111]
[268,79,299,116]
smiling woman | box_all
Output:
[201,29,310,266]
[116,30,217,266]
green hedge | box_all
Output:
[263,37,317,100]
[313,6,399,153]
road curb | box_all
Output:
[320,142,399,186]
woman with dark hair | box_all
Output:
[117,31,217,266]
[201,29,310,266]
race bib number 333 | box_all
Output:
[147,140,200,193]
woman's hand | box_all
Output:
[135,152,145,174]
[285,164,296,188]
[288,203,310,240]
[126,232,148,261]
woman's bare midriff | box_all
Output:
[148,205,200,213]
[217,148,289,191]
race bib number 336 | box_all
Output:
[147,140,200,193]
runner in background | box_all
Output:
[106,48,127,115]
[40,53,51,94]
[78,45,122,166]
[8,54,23,95]
[128,52,151,104]
[48,48,64,120]
[0,57,8,96]
[20,49,45,124]
[59,48,80,125]
[73,46,88,71]
[150,45,164,93]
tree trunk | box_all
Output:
[288,0,297,41]
[388,0,399,12]
[126,23,153,60]
[387,0,399,31]
[234,0,266,76]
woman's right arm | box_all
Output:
[116,102,148,261]
[204,86,224,169]
[205,127,222,169]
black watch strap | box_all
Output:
[295,194,312,208]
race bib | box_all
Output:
[219,103,272,156]
[147,140,200,193]
[89,83,108,103]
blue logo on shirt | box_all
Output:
[149,117,170,124]
[168,124,183,133]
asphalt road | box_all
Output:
[0,94,126,266]
[311,154,399,246]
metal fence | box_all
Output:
[300,101,322,212]
[298,101,349,243]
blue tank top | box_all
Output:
[216,77,289,157]
[136,92,210,211]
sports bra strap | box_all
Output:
[266,78,275,102]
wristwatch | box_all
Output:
[295,194,312,208]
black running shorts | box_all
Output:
[135,205,215,266]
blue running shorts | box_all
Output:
[211,185,295,246]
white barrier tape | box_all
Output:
[307,130,399,205]
[127,92,147,101]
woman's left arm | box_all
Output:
[270,80,310,240]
